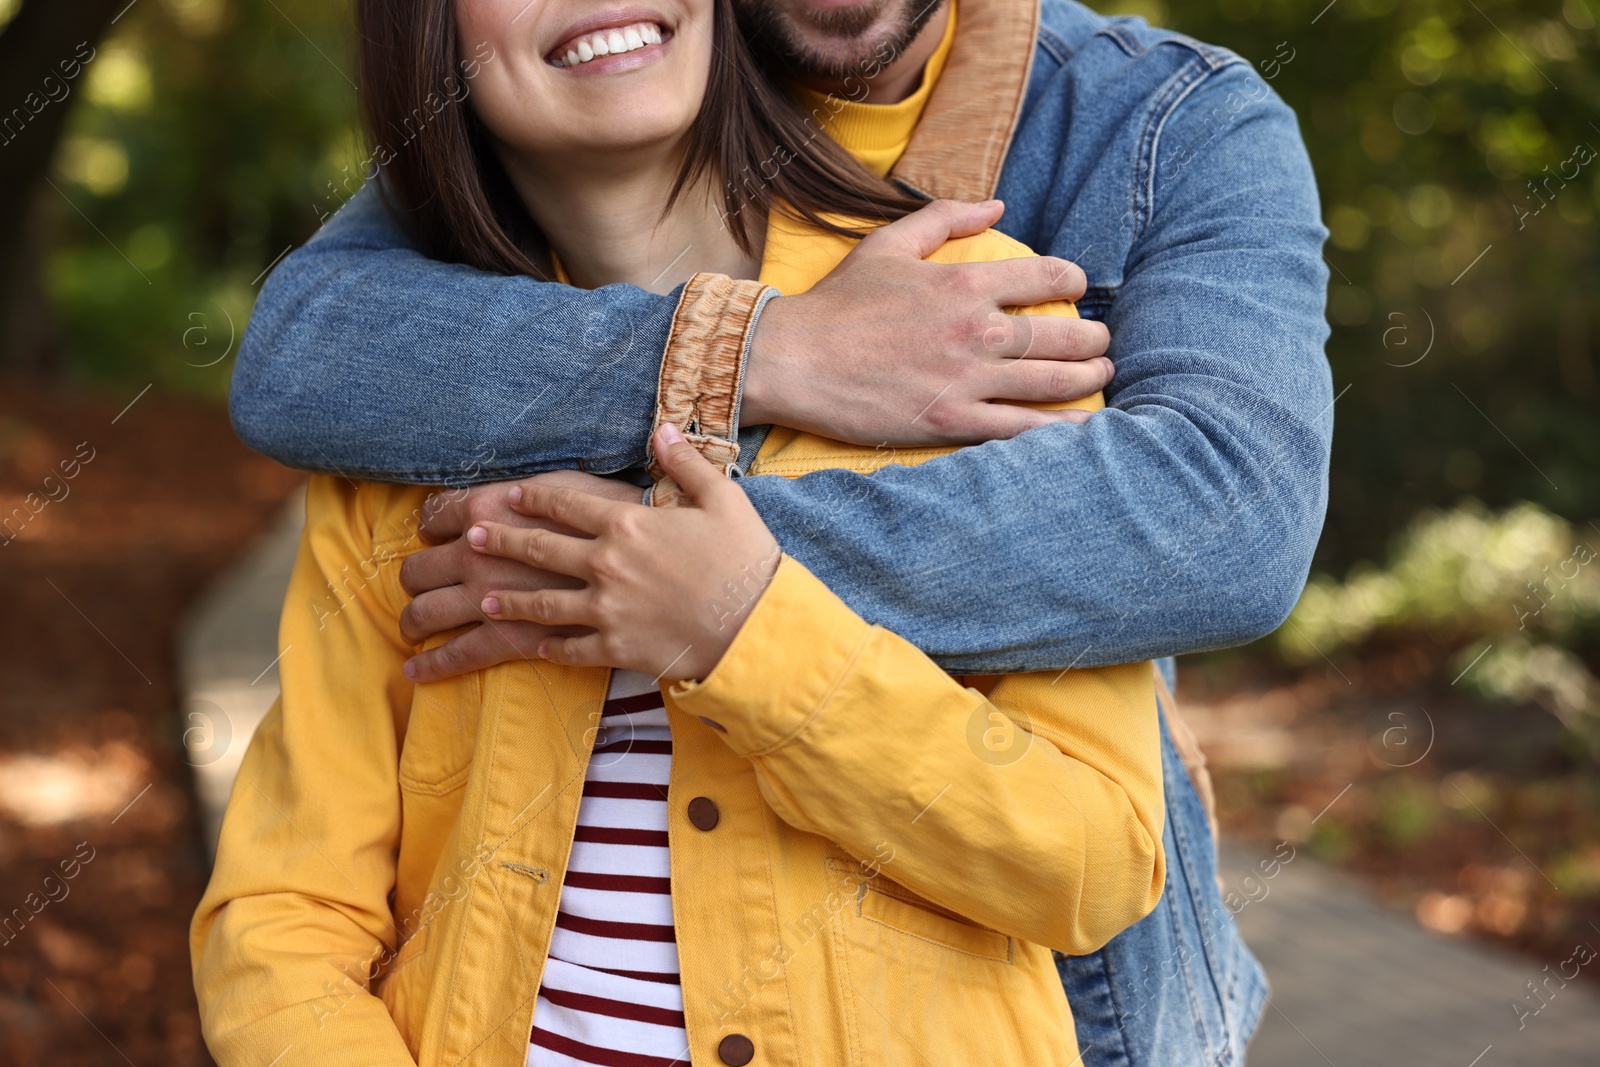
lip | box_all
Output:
[546,5,674,63]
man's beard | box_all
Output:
[735,0,946,87]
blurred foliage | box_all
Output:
[23,0,1600,564]
[34,0,358,397]
[1282,499,1600,745]
[1108,0,1600,572]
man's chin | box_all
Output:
[735,0,943,84]
[790,0,892,40]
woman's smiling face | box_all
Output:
[457,0,715,166]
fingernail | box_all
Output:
[508,485,522,505]
[536,638,551,660]
[468,524,488,547]
[403,660,419,681]
[482,596,500,616]
[658,423,685,446]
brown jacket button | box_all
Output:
[718,1034,755,1065]
[687,796,720,831]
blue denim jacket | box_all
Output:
[231,3,1329,1062]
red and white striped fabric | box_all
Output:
[529,669,690,1067]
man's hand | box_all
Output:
[742,199,1112,445]
[398,471,643,683]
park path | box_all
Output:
[178,494,305,853]
[1223,844,1600,1066]
[181,496,1600,1064]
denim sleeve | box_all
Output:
[230,184,675,483]
[740,69,1333,673]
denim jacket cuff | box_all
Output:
[647,273,778,508]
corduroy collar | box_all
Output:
[890,0,1041,202]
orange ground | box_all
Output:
[0,378,299,1067]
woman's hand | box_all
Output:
[467,424,782,681]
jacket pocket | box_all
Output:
[397,672,483,793]
[382,534,484,793]
[823,858,1078,1066]
[858,878,1012,962]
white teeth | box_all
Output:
[553,22,664,67]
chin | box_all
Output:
[556,103,698,159]
[734,0,938,82]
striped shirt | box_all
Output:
[529,670,689,1067]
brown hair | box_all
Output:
[354,0,927,279]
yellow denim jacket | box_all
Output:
[191,217,1166,1067]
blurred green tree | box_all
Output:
[17,0,359,396]
[1113,0,1600,569]
[0,0,125,374]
